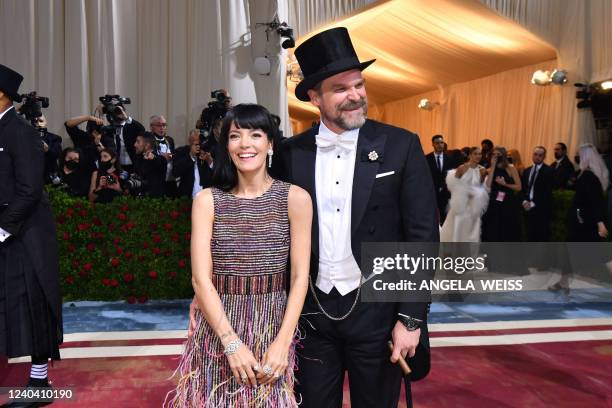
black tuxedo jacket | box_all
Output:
[425,152,454,202]
[281,120,438,377]
[133,152,167,198]
[155,135,176,154]
[172,146,213,197]
[521,164,553,213]
[551,156,575,189]
[104,119,145,163]
[0,107,62,332]
[41,130,62,181]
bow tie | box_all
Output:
[315,132,356,152]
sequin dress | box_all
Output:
[166,179,297,407]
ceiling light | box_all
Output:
[531,70,551,86]
[551,69,568,85]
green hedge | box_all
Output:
[49,189,590,301]
[49,189,194,302]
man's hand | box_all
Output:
[390,321,420,363]
[188,296,198,338]
[201,151,213,167]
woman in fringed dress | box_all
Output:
[165,104,312,407]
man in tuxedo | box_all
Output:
[521,146,554,241]
[0,64,62,406]
[551,142,575,189]
[172,130,213,198]
[31,115,62,184]
[150,115,178,197]
[102,104,145,174]
[425,134,454,225]
[281,28,438,407]
[132,132,167,198]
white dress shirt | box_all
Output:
[116,118,133,166]
[0,106,15,242]
[527,163,542,201]
[191,156,203,198]
[435,152,444,171]
[314,120,362,295]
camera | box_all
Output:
[125,173,144,192]
[99,94,131,124]
[198,90,231,153]
[18,92,49,125]
[102,174,117,185]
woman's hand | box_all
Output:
[597,222,608,238]
[257,339,290,385]
[225,340,259,387]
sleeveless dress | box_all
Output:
[166,179,298,407]
[482,167,521,242]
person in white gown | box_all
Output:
[440,147,489,242]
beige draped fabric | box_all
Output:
[0,0,289,145]
[288,0,612,159]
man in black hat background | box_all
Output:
[0,64,63,406]
[281,27,438,407]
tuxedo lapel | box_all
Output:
[0,107,16,135]
[351,120,385,235]
[292,127,319,256]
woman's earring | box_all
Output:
[267,149,273,168]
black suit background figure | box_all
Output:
[521,147,554,242]
[281,27,438,408]
[551,142,576,190]
[425,135,455,225]
[0,64,63,383]
[172,131,213,198]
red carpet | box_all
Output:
[2,339,611,407]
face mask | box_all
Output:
[99,160,113,172]
[65,160,79,171]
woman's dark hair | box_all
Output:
[59,147,82,170]
[212,104,282,191]
[99,147,122,172]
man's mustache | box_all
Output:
[339,99,366,111]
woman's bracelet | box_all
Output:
[224,339,242,355]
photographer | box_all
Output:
[32,114,62,184]
[56,147,90,198]
[88,148,124,203]
[64,114,107,176]
[132,132,166,198]
[98,96,145,173]
[150,114,178,197]
[173,129,213,198]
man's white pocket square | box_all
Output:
[375,171,395,178]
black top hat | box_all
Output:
[294,27,374,102]
[0,64,23,103]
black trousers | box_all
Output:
[295,287,402,408]
[0,239,60,360]
[525,210,551,242]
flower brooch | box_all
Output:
[361,149,383,163]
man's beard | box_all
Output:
[330,98,368,131]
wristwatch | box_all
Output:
[397,313,422,331]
